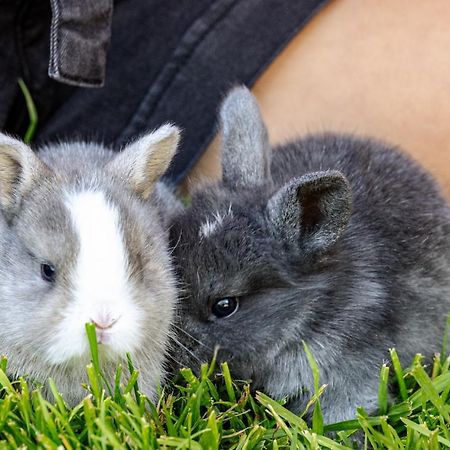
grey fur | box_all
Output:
[0,126,180,404]
[169,87,450,423]
[221,87,271,187]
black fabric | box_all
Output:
[1,0,329,185]
[48,0,114,86]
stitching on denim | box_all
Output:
[118,0,240,144]
[48,0,61,79]
[50,72,104,86]
[50,69,104,86]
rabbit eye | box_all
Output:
[211,297,239,318]
[41,263,56,282]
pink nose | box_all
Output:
[90,316,119,330]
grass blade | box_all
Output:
[389,348,408,401]
[377,364,389,415]
[17,78,38,143]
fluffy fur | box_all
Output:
[168,87,450,423]
[0,126,179,404]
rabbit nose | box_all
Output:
[90,315,120,330]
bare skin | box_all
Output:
[186,0,450,196]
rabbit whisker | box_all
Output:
[171,323,212,351]
[170,336,203,365]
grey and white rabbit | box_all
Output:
[169,87,450,423]
[0,124,180,404]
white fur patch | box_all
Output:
[199,206,233,239]
[46,190,142,364]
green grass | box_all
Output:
[17,78,38,144]
[0,325,448,449]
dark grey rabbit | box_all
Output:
[169,87,450,423]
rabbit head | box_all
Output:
[0,125,180,404]
[170,88,450,423]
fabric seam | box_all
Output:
[48,0,61,79]
[117,0,240,144]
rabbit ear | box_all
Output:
[267,171,352,255]
[220,86,271,187]
[108,124,180,200]
[0,134,50,216]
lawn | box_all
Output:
[0,322,448,449]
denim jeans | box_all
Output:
[1,0,328,184]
